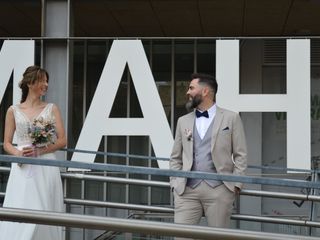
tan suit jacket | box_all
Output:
[170,106,247,195]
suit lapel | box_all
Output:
[186,111,195,131]
[186,112,195,163]
[211,106,224,149]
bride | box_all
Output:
[0,65,67,240]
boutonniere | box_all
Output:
[184,129,193,141]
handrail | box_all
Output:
[3,193,319,229]
[61,173,320,202]
[2,167,320,202]
[0,207,319,240]
[0,155,319,189]
[3,166,320,202]
[2,164,320,204]
[61,172,170,187]
[61,199,320,228]
[64,198,173,213]
[1,142,318,173]
[1,154,320,235]
[240,189,320,202]
[232,214,320,228]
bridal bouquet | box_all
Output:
[28,117,56,147]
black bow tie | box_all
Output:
[195,110,209,118]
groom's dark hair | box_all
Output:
[191,73,218,95]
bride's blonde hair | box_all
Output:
[19,65,49,103]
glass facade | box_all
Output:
[1,38,320,239]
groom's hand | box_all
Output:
[234,186,241,195]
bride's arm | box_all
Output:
[3,107,22,157]
[38,104,67,155]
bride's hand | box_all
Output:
[22,146,35,157]
[16,150,25,167]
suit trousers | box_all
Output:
[173,181,235,239]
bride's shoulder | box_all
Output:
[7,104,19,112]
[48,102,58,109]
[45,102,55,106]
[5,104,18,117]
[48,103,61,114]
[43,102,55,109]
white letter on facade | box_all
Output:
[216,39,310,170]
[0,40,34,105]
[71,40,173,170]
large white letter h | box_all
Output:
[216,39,310,170]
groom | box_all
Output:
[170,73,247,233]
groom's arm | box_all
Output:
[169,118,183,188]
[231,113,248,190]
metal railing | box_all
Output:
[0,207,319,240]
[0,154,318,189]
[2,165,320,202]
[1,153,320,239]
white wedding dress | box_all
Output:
[0,103,64,240]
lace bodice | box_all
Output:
[12,103,55,147]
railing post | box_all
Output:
[310,157,320,236]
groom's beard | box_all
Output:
[185,94,203,112]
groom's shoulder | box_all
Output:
[180,111,194,119]
[178,111,194,121]
[217,106,241,119]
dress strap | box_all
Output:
[10,105,18,118]
[42,103,54,120]
[46,103,54,114]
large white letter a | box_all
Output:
[71,40,173,170]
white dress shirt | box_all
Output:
[195,104,216,139]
